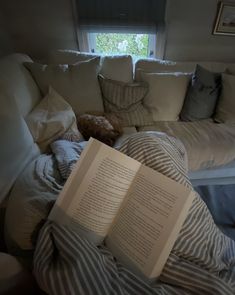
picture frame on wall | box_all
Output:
[213,2,235,35]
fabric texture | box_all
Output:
[26,87,81,151]
[24,58,104,115]
[4,154,62,253]
[138,120,235,171]
[134,59,233,81]
[59,129,84,143]
[180,64,221,121]
[0,53,41,118]
[100,55,133,83]
[0,83,39,203]
[214,73,235,123]
[140,72,190,121]
[99,75,153,127]
[47,49,100,65]
[51,140,87,180]
[33,132,235,295]
[47,51,134,83]
[77,113,123,146]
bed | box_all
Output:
[1,53,235,295]
[4,130,235,295]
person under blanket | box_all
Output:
[33,132,235,295]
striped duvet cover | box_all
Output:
[34,132,235,295]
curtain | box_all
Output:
[76,0,166,34]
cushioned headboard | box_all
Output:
[47,49,134,82]
[47,49,100,65]
[0,84,40,204]
[134,59,235,80]
[0,53,41,117]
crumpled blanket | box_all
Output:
[33,132,235,295]
[51,140,87,180]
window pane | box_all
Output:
[95,33,150,58]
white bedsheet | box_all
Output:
[139,120,235,172]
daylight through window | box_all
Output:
[88,33,156,59]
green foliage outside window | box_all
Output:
[95,33,149,57]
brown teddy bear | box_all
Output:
[77,113,123,146]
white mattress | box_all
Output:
[138,120,235,173]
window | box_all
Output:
[76,0,166,59]
[87,33,156,58]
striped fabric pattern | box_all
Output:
[34,133,235,295]
[98,75,153,127]
[50,140,85,180]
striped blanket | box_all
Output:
[34,132,235,295]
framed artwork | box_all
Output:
[213,2,235,35]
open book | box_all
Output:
[49,138,194,279]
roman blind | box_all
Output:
[76,0,166,34]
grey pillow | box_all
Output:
[180,65,221,121]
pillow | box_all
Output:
[26,86,82,151]
[47,49,100,65]
[180,65,221,121]
[24,57,104,115]
[140,72,191,121]
[98,75,153,127]
[100,55,133,83]
[135,61,195,81]
[214,73,235,123]
[77,113,123,146]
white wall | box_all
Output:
[1,0,235,62]
[164,0,235,61]
[0,10,13,57]
[0,0,78,60]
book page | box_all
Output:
[49,138,141,244]
[106,164,194,278]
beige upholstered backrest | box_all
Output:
[0,54,41,203]
[135,59,235,80]
[0,53,41,117]
[0,84,40,204]
[47,50,134,83]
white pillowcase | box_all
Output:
[24,57,104,115]
[141,72,191,121]
[26,86,81,150]
[47,51,133,83]
[100,55,133,83]
[47,49,100,64]
[214,73,235,123]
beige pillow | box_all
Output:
[0,83,39,203]
[47,49,100,64]
[26,87,82,150]
[135,61,195,81]
[99,75,153,127]
[141,72,191,121]
[214,73,235,123]
[100,55,133,83]
[24,57,104,115]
